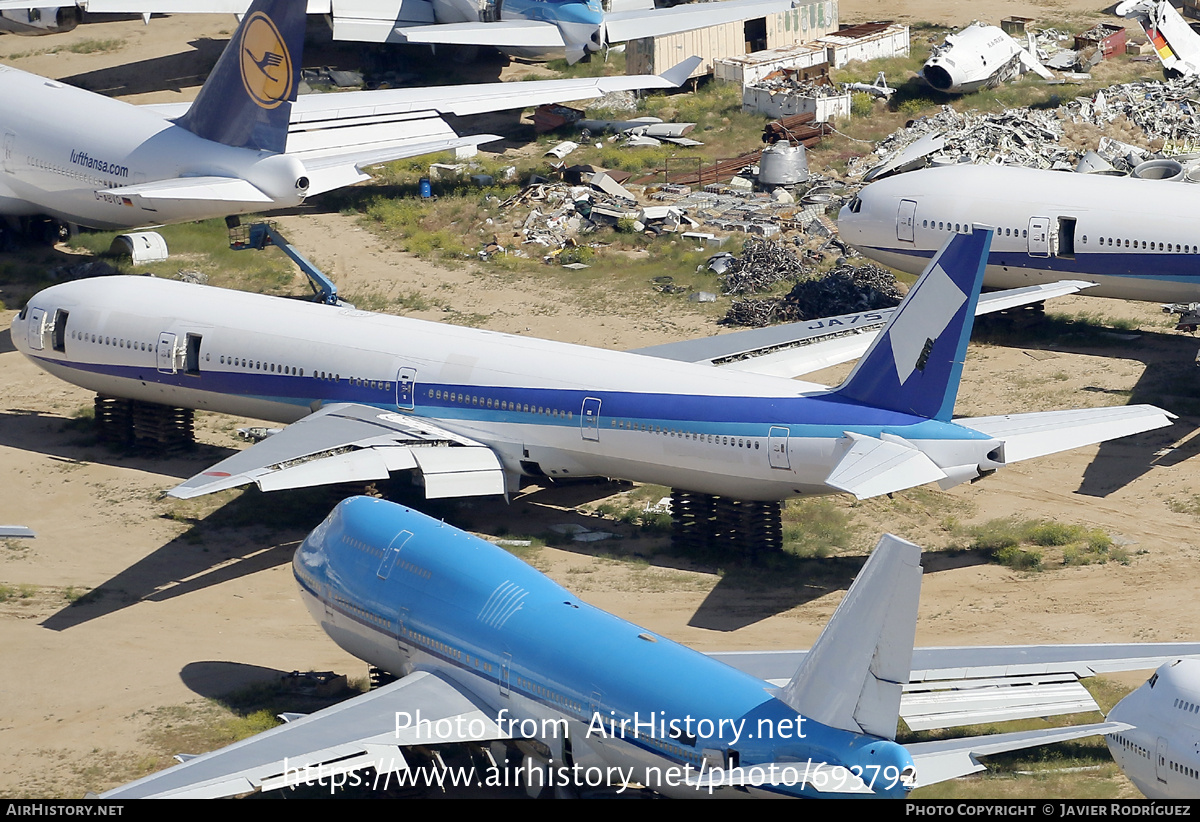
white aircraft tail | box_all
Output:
[1117,0,1200,76]
[777,535,922,741]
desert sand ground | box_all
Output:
[0,3,1196,800]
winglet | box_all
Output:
[175,0,305,153]
[660,56,703,87]
[831,226,992,421]
[777,535,922,740]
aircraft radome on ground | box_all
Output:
[0,0,695,241]
[1117,0,1200,78]
[0,0,803,63]
[839,164,1200,304]
[1107,659,1200,799]
[12,228,1172,526]
[99,497,1200,798]
[921,22,1052,93]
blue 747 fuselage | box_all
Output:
[294,496,916,797]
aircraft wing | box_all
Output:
[141,60,698,198]
[602,0,800,43]
[395,19,566,48]
[962,405,1176,464]
[906,721,1130,788]
[630,280,1094,380]
[100,671,511,799]
[168,403,507,500]
[710,643,1200,730]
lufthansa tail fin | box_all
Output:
[831,227,992,421]
[777,534,922,741]
[175,0,305,153]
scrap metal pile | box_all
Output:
[849,75,1200,180]
[716,240,902,327]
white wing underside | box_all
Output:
[138,61,699,197]
[711,643,1200,730]
[168,403,507,500]
[99,671,512,799]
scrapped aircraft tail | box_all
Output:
[777,534,922,740]
[1117,0,1200,76]
[831,228,991,422]
[175,0,305,153]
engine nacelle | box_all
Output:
[0,7,81,36]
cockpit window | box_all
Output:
[18,304,28,321]
[848,196,863,214]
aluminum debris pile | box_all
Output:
[715,238,810,295]
[849,106,1068,178]
[722,262,901,327]
[1064,77,1200,148]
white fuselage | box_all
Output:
[922,24,1029,93]
[0,65,306,230]
[1107,659,1200,799]
[12,276,1002,502]
[839,164,1200,303]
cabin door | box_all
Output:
[768,426,791,469]
[896,199,917,243]
[25,307,45,350]
[580,397,601,441]
[395,367,416,410]
[156,332,177,374]
[1027,217,1050,257]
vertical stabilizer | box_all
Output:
[778,535,922,740]
[175,0,305,153]
[831,227,992,421]
[1117,0,1200,76]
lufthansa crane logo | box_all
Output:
[239,11,293,109]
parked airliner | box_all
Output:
[12,228,1173,506]
[103,498,1180,798]
[0,0,692,238]
[839,164,1200,303]
[1108,659,1200,799]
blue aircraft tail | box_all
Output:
[831,227,992,421]
[175,0,305,153]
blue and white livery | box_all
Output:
[12,227,1173,503]
[102,498,1173,798]
[840,164,1200,303]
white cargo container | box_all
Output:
[713,42,828,86]
[741,86,851,121]
[816,22,909,68]
[625,0,839,78]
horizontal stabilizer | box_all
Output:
[101,671,511,799]
[824,432,948,500]
[901,674,1098,731]
[963,405,1175,464]
[396,19,566,48]
[603,0,798,43]
[710,642,1200,730]
[780,535,922,740]
[907,721,1129,788]
[169,403,506,499]
[100,177,273,203]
